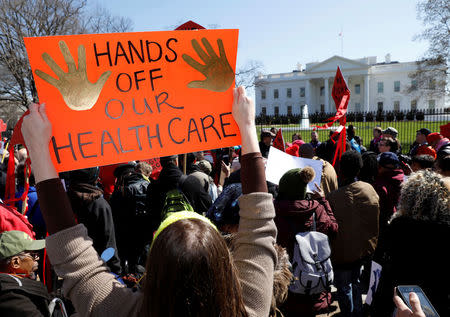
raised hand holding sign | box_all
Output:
[35,41,111,111]
[182,38,234,92]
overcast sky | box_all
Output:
[96,0,429,75]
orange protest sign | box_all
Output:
[23,29,240,172]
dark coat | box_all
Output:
[274,197,338,315]
[67,183,121,274]
[0,273,50,316]
[373,168,404,232]
[372,217,450,317]
[259,141,271,158]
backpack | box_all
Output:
[289,212,333,295]
[162,175,194,216]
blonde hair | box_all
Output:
[393,170,450,225]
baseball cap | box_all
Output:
[426,132,443,144]
[382,127,398,138]
[195,159,212,175]
[0,231,45,260]
[417,128,431,136]
[378,152,400,168]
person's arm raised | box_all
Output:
[232,86,267,194]
[22,103,76,233]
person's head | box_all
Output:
[416,128,431,144]
[141,212,247,316]
[373,127,382,138]
[378,152,401,171]
[339,151,363,179]
[310,131,318,142]
[395,170,450,225]
[195,160,213,176]
[411,155,435,172]
[16,162,35,188]
[0,231,45,278]
[426,132,443,148]
[68,167,100,185]
[135,161,153,178]
[347,125,355,139]
[382,127,398,139]
[378,137,398,153]
[292,133,301,142]
[277,167,315,201]
[299,143,314,159]
[17,147,28,163]
[260,130,274,146]
[359,151,378,183]
[206,183,242,233]
[160,155,178,168]
[435,148,450,177]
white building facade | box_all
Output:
[255,55,447,116]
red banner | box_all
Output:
[272,128,285,152]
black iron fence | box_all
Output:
[256,109,450,151]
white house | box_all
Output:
[254,55,447,116]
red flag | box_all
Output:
[0,119,6,133]
[272,128,285,152]
[314,67,350,166]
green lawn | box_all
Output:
[257,120,448,151]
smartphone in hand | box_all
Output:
[396,285,440,317]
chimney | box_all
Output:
[296,63,303,71]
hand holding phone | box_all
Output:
[394,286,439,317]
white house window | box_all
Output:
[394,101,400,111]
[261,107,266,115]
[429,79,436,90]
[274,106,279,115]
[411,100,417,111]
[287,88,292,98]
[355,84,361,94]
[300,87,305,97]
[394,81,400,92]
[355,102,361,112]
[261,89,266,99]
[411,80,418,91]
[320,86,325,96]
[377,102,384,111]
[287,105,292,115]
[428,100,435,110]
[377,82,384,93]
[274,89,279,99]
[320,104,325,112]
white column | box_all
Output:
[306,80,312,111]
[364,74,370,112]
[324,77,330,112]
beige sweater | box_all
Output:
[46,192,277,317]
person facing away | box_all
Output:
[259,129,275,158]
[326,151,380,317]
[371,171,450,317]
[0,230,50,316]
[274,166,338,316]
[66,167,122,275]
[20,87,277,317]
[372,152,404,234]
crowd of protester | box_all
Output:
[0,88,449,316]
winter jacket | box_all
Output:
[0,203,35,239]
[67,183,121,274]
[372,217,450,317]
[110,173,150,272]
[0,273,50,316]
[326,181,380,267]
[16,186,46,239]
[313,157,338,196]
[274,197,338,315]
[373,168,404,232]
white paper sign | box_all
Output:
[365,261,382,305]
[266,147,323,191]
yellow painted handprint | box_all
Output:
[35,41,111,111]
[182,38,234,92]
